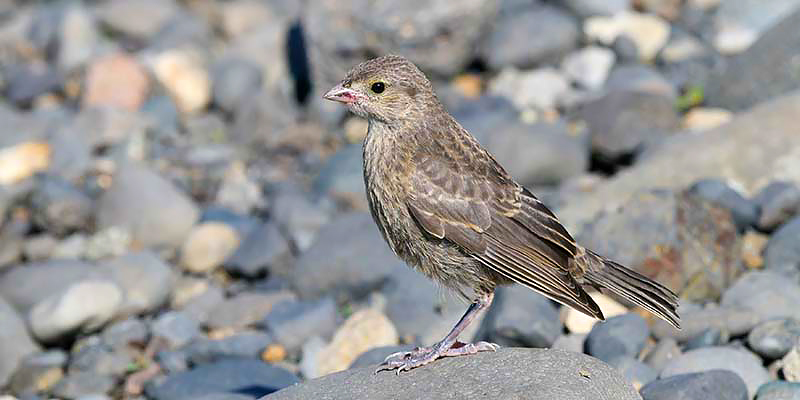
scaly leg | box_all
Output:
[377,291,499,374]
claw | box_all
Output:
[375,341,500,374]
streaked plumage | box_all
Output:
[324,55,680,372]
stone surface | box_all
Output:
[51,371,114,399]
[661,346,769,398]
[652,305,760,342]
[584,11,670,62]
[98,251,174,316]
[146,359,299,400]
[489,67,571,111]
[206,291,296,330]
[753,182,800,232]
[579,190,742,302]
[562,46,616,90]
[181,222,240,274]
[748,319,800,360]
[262,297,337,352]
[721,271,800,322]
[756,381,800,399]
[640,370,748,400]
[585,313,649,363]
[184,331,272,364]
[482,286,560,348]
[151,311,201,349]
[224,222,292,278]
[608,357,658,391]
[763,217,800,278]
[151,49,211,114]
[29,279,123,343]
[0,297,39,387]
[83,53,150,111]
[97,162,199,249]
[688,179,759,230]
[0,260,96,313]
[563,0,630,17]
[268,348,643,400]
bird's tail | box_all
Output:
[580,250,681,329]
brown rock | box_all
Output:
[83,53,150,111]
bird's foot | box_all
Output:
[375,341,499,374]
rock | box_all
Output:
[184,331,272,364]
[98,251,173,316]
[69,341,132,377]
[645,337,681,372]
[756,381,800,399]
[711,0,800,54]
[584,11,671,62]
[270,348,642,400]
[722,271,800,322]
[9,350,66,395]
[52,371,114,399]
[640,370,748,400]
[489,67,570,111]
[178,283,225,324]
[97,162,199,249]
[29,174,93,235]
[484,5,578,69]
[753,182,800,231]
[29,279,123,343]
[3,63,62,107]
[206,291,296,331]
[661,346,769,398]
[262,297,337,352]
[687,179,758,230]
[146,359,298,399]
[290,213,405,299]
[563,0,630,17]
[748,319,800,360]
[683,327,728,350]
[151,311,201,349]
[741,230,769,269]
[481,286,560,348]
[605,64,677,98]
[97,0,179,40]
[784,343,800,382]
[309,308,398,379]
[224,222,292,278]
[585,313,649,363]
[69,106,151,149]
[211,57,262,114]
[552,334,587,354]
[219,0,276,38]
[312,144,365,208]
[557,92,800,238]
[0,297,39,387]
[565,293,628,334]
[579,190,742,302]
[57,4,99,71]
[231,89,297,149]
[151,49,211,114]
[348,345,417,369]
[652,305,760,342]
[706,9,800,110]
[0,260,96,313]
[608,357,658,390]
[681,108,733,133]
[579,90,679,159]
[0,141,51,185]
[270,184,331,252]
[562,46,616,90]
[101,318,149,349]
[181,222,240,274]
[763,217,800,278]
[82,53,150,111]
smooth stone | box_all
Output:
[224,222,292,278]
[206,291,296,331]
[641,370,748,400]
[753,182,800,232]
[98,251,174,316]
[481,285,561,348]
[184,331,272,364]
[262,297,337,352]
[721,271,800,322]
[763,217,800,278]
[608,357,658,390]
[146,358,299,400]
[9,350,67,395]
[181,222,240,274]
[748,319,800,359]
[151,311,201,349]
[652,306,760,342]
[661,346,769,398]
[51,371,114,399]
[268,348,642,400]
[688,179,759,230]
[756,381,800,399]
[101,318,148,349]
[0,296,39,387]
[585,313,650,363]
[645,337,682,372]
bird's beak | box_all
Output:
[323,84,358,104]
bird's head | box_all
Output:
[323,55,437,123]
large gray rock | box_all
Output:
[98,251,174,316]
[265,348,642,400]
[706,9,800,110]
[721,271,800,322]
[660,346,769,399]
[640,370,748,400]
[97,162,199,249]
[0,260,96,312]
[763,216,800,278]
[557,92,800,233]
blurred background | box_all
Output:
[0,0,799,399]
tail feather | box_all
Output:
[581,250,681,329]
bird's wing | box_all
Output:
[407,135,603,319]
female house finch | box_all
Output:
[324,55,680,373]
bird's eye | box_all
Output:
[371,82,385,94]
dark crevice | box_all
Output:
[286,19,312,105]
[588,151,636,176]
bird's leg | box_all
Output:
[377,291,499,374]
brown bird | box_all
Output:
[323,55,680,373]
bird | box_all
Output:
[323,55,680,374]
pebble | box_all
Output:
[97,162,200,249]
[641,370,748,400]
[683,327,728,350]
[0,297,40,387]
[584,11,671,62]
[562,0,630,17]
[211,57,262,114]
[0,260,96,313]
[57,4,99,71]
[51,371,114,399]
[763,216,800,278]
[652,305,760,342]
[151,49,212,114]
[8,350,66,394]
[309,308,398,378]
[688,178,759,230]
[82,53,150,111]
[489,67,570,111]
[561,46,616,90]
[145,359,299,400]
[756,381,800,399]
[784,343,800,382]
[721,271,800,322]
[262,297,338,352]
[608,356,658,390]
[741,230,769,269]
[585,313,650,363]
[551,334,586,354]
[753,182,800,232]
[224,222,292,278]
[101,318,149,349]
[97,0,178,40]
[682,108,734,132]
[270,184,330,252]
[184,331,272,364]
[180,222,240,274]
[29,174,93,236]
[565,292,628,334]
[645,337,682,372]
[0,141,51,185]
[206,290,296,330]
[151,311,201,349]
[29,279,123,343]
[661,346,769,398]
[482,285,561,348]
[98,251,174,316]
